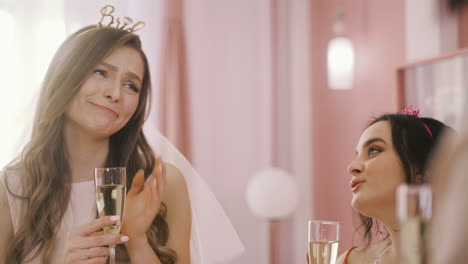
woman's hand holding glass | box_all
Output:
[308,220,340,264]
[121,157,166,238]
[63,216,129,264]
[63,157,165,264]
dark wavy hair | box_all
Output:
[355,113,453,245]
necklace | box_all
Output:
[372,241,392,264]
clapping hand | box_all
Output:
[121,157,166,238]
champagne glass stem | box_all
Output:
[109,244,116,264]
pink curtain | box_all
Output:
[158,0,191,161]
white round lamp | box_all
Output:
[246,168,299,220]
[246,168,299,264]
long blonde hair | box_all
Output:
[5,26,176,263]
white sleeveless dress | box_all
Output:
[2,129,245,263]
[2,172,96,263]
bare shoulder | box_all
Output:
[0,170,14,223]
[336,251,347,264]
[336,247,355,264]
[0,172,9,208]
[338,246,369,264]
[0,171,14,260]
[162,163,191,223]
[161,163,191,262]
[0,173,12,217]
[163,163,189,195]
[336,249,348,264]
[345,242,392,264]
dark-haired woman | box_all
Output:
[338,107,452,264]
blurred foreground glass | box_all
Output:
[308,220,340,264]
[397,184,432,264]
[95,167,127,264]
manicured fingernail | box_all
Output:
[110,215,120,221]
[153,177,157,188]
[121,236,129,242]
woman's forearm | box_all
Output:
[125,235,161,264]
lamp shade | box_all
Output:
[246,168,299,220]
[327,36,354,90]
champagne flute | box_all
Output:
[397,184,432,264]
[308,220,340,264]
[94,167,127,264]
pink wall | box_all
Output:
[185,0,272,263]
[310,0,405,252]
[184,0,407,261]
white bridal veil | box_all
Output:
[144,124,244,263]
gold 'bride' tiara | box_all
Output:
[98,5,145,32]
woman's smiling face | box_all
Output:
[65,46,144,138]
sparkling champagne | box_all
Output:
[399,217,427,264]
[96,184,126,234]
[308,240,339,264]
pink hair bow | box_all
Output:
[400,105,433,137]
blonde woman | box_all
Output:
[0,25,190,263]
